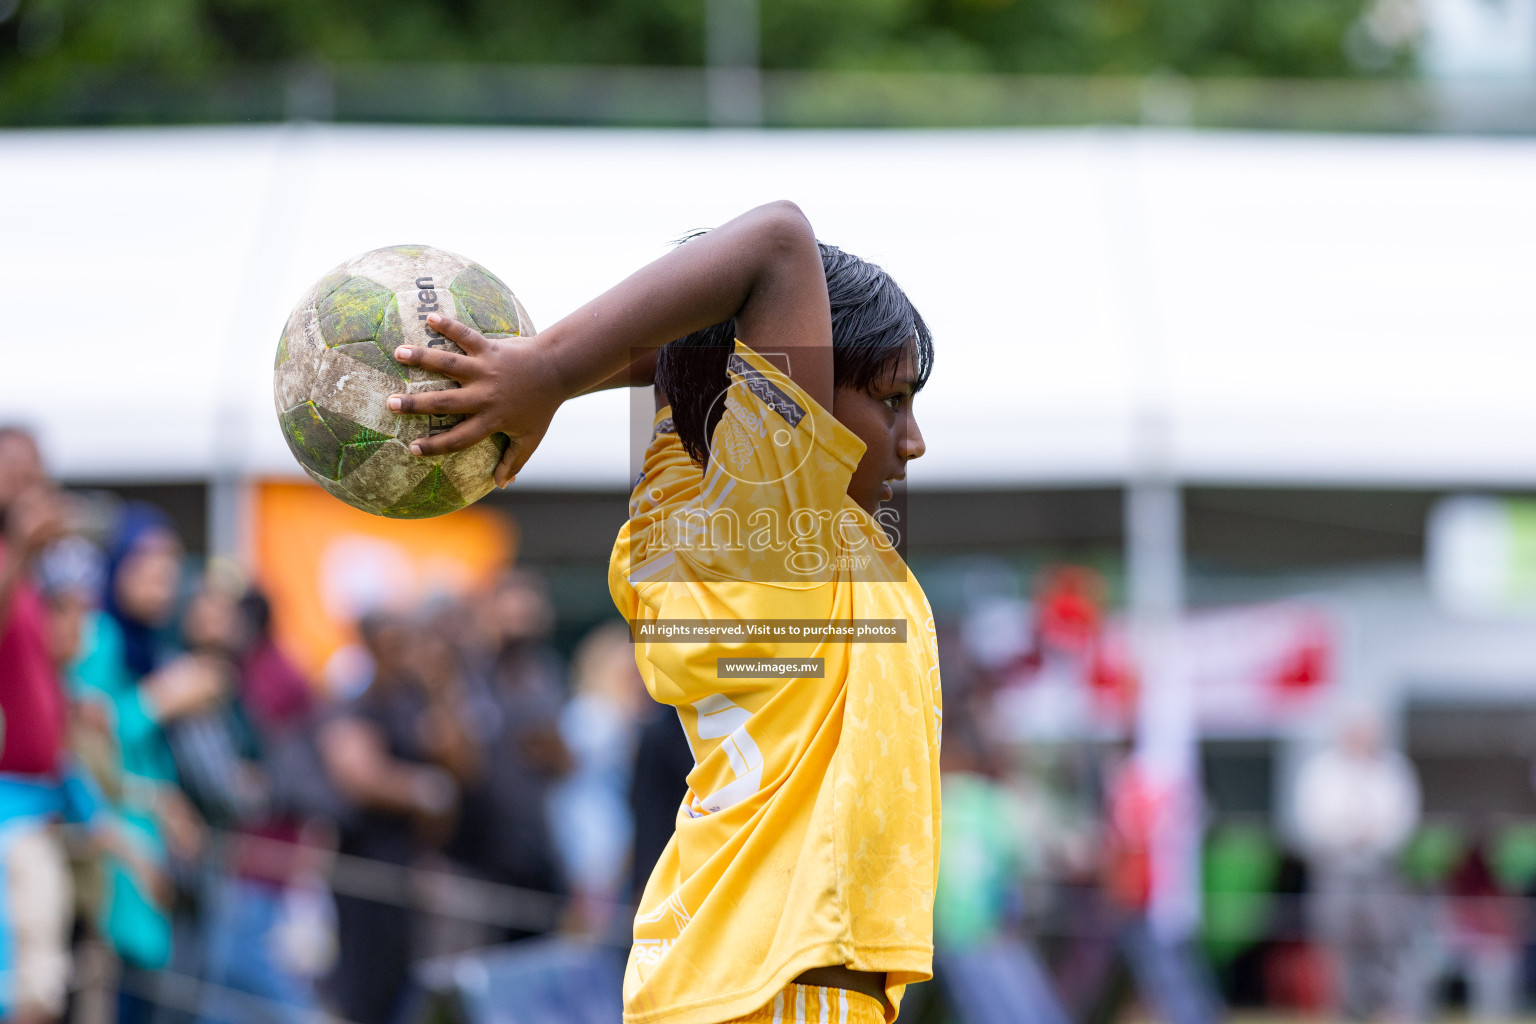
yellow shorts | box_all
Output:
[723,983,884,1024]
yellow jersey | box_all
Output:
[609,341,943,1024]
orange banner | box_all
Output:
[252,479,517,682]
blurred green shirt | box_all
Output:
[935,771,1028,950]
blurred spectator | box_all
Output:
[71,505,222,1024]
[407,607,491,960]
[1294,709,1421,1022]
[549,621,645,936]
[235,590,316,732]
[166,583,262,829]
[449,572,569,939]
[1201,824,1281,1007]
[627,697,693,905]
[0,427,77,1024]
[929,699,1072,1024]
[71,509,206,973]
[1063,746,1223,1024]
[196,586,329,1024]
[36,536,104,672]
[1261,853,1331,1014]
[318,610,462,1024]
[933,706,1025,951]
[1443,840,1521,1022]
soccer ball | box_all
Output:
[273,245,534,518]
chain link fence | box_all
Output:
[7,63,1536,133]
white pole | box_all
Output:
[1127,472,1199,941]
[1105,132,1201,942]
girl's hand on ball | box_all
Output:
[388,313,564,487]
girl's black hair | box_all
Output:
[655,242,934,468]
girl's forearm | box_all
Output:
[538,201,831,404]
[576,349,659,395]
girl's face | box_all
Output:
[833,345,926,516]
[114,530,183,627]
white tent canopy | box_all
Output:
[6,124,1536,489]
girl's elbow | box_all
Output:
[755,200,816,251]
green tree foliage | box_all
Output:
[923,0,1369,76]
[1,0,707,71]
[0,0,1376,73]
[0,0,1380,123]
[763,0,1370,76]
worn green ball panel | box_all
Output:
[275,305,307,369]
[315,273,349,303]
[377,299,405,350]
[279,401,342,480]
[438,431,508,506]
[317,275,394,348]
[449,266,522,337]
[336,439,428,508]
[273,354,310,413]
[380,464,466,519]
[306,347,413,440]
[338,439,389,479]
[314,406,390,448]
[332,341,407,381]
[304,466,376,516]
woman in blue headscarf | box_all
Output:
[71,504,220,974]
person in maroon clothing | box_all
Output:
[0,429,67,770]
[0,426,74,1024]
[236,590,315,732]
